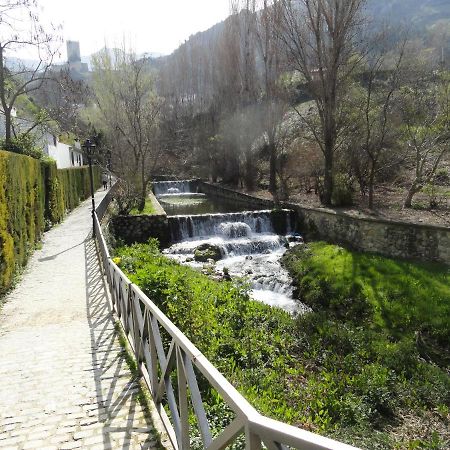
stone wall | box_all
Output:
[110,180,450,264]
[286,203,450,264]
[110,194,170,247]
[198,182,450,264]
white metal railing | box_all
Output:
[93,193,359,450]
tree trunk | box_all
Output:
[323,152,333,206]
[138,160,146,211]
[403,185,419,209]
[368,161,376,209]
[322,118,335,206]
[244,154,255,191]
[268,141,277,196]
[4,110,11,146]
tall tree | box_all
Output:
[91,48,162,211]
[0,0,60,145]
[277,0,366,205]
[253,0,288,198]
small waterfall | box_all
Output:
[168,210,295,242]
[153,180,196,196]
[217,222,252,238]
[161,192,303,313]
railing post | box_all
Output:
[245,426,262,450]
[177,347,190,450]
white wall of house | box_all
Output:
[44,134,85,169]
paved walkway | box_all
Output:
[0,192,160,450]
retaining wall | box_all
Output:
[286,204,450,264]
[200,182,450,264]
[113,180,450,264]
[111,193,170,247]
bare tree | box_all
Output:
[277,0,366,205]
[351,38,407,208]
[90,48,162,211]
[398,71,450,208]
[253,0,288,198]
[32,69,89,136]
[0,0,60,145]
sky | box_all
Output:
[37,0,232,60]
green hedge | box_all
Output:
[0,151,101,295]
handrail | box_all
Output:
[93,191,360,450]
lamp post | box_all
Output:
[82,139,97,237]
[107,150,112,188]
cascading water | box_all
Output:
[164,209,305,313]
[168,210,292,241]
[153,180,196,196]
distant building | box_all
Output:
[66,40,88,74]
[67,40,81,63]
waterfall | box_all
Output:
[153,180,196,196]
[168,210,295,242]
[158,183,304,313]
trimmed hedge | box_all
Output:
[0,151,101,295]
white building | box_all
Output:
[43,134,85,169]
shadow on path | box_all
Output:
[84,235,157,450]
[38,239,89,262]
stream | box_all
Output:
[153,181,306,314]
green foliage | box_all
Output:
[282,243,450,445]
[113,238,450,447]
[332,173,354,207]
[116,240,450,448]
[57,166,101,212]
[129,199,156,215]
[0,151,45,293]
[0,150,102,295]
[0,134,44,159]
[115,240,298,417]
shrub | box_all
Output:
[0,134,43,159]
[332,173,354,207]
[0,150,102,295]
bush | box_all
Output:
[332,173,354,207]
[0,134,44,159]
[0,150,102,295]
[0,151,45,292]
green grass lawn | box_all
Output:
[129,199,156,215]
[284,242,450,346]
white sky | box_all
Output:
[37,0,232,59]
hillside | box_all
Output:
[366,0,450,29]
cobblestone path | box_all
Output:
[0,192,161,450]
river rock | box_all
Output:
[287,234,304,244]
[194,243,223,262]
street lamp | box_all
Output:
[82,139,97,237]
[106,149,112,188]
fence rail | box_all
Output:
[93,192,359,450]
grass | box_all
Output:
[129,199,156,215]
[115,239,450,450]
[284,242,450,345]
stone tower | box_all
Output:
[67,41,81,64]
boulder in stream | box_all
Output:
[194,243,223,262]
